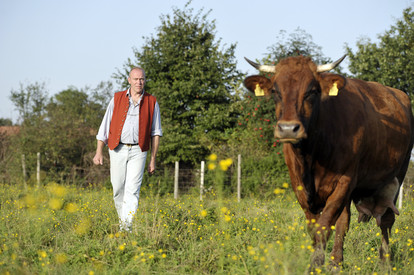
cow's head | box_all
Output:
[244,55,346,144]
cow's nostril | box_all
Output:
[293,124,300,133]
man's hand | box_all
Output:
[148,135,160,175]
[93,152,104,165]
[148,158,156,175]
[93,140,105,165]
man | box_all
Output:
[93,67,162,232]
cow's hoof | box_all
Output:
[311,249,325,267]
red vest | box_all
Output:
[107,90,157,151]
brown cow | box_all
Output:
[244,55,414,269]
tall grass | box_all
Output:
[1,181,414,274]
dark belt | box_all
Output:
[119,142,139,147]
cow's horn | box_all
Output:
[245,57,277,73]
[316,55,347,73]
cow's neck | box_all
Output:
[287,115,328,214]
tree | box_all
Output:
[9,82,48,125]
[346,7,414,97]
[44,88,93,169]
[7,81,113,183]
[266,28,333,65]
[41,83,113,176]
[113,4,243,166]
[0,118,13,126]
[87,81,115,128]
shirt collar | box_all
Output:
[126,88,145,97]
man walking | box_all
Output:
[93,67,162,232]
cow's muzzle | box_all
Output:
[275,120,307,143]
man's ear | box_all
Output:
[319,74,346,100]
[244,75,273,97]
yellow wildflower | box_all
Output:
[208,154,217,161]
[208,163,216,170]
[55,253,67,264]
[65,203,78,213]
[219,158,233,171]
[49,198,63,210]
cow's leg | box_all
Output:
[310,175,353,268]
[304,212,326,267]
[378,207,396,261]
[330,202,351,268]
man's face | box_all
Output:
[128,69,146,94]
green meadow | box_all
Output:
[1,181,414,275]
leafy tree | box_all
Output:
[263,27,347,75]
[113,4,243,166]
[265,28,333,65]
[346,7,414,96]
[6,82,48,182]
[7,81,113,183]
[41,83,113,178]
[44,88,93,169]
[0,118,13,126]
[83,81,115,129]
[9,82,48,155]
[9,82,48,125]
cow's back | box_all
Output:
[316,77,414,189]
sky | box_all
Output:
[0,0,412,123]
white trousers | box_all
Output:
[109,144,147,232]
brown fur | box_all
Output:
[244,56,414,268]
[356,178,400,225]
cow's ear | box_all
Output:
[244,75,273,97]
[319,74,346,100]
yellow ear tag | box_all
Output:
[329,82,338,96]
[254,84,265,96]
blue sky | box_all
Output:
[0,0,412,122]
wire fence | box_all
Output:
[17,152,413,208]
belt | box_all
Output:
[119,142,139,147]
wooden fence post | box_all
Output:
[398,182,404,209]
[21,154,27,190]
[36,152,41,188]
[237,154,241,202]
[200,161,205,201]
[174,161,179,199]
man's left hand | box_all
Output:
[148,159,156,175]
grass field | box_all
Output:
[1,182,414,275]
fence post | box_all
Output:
[200,161,205,201]
[398,182,404,209]
[237,154,241,202]
[21,154,27,190]
[36,152,41,188]
[174,161,179,199]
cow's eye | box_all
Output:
[272,84,282,100]
[304,88,319,101]
[272,89,282,102]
